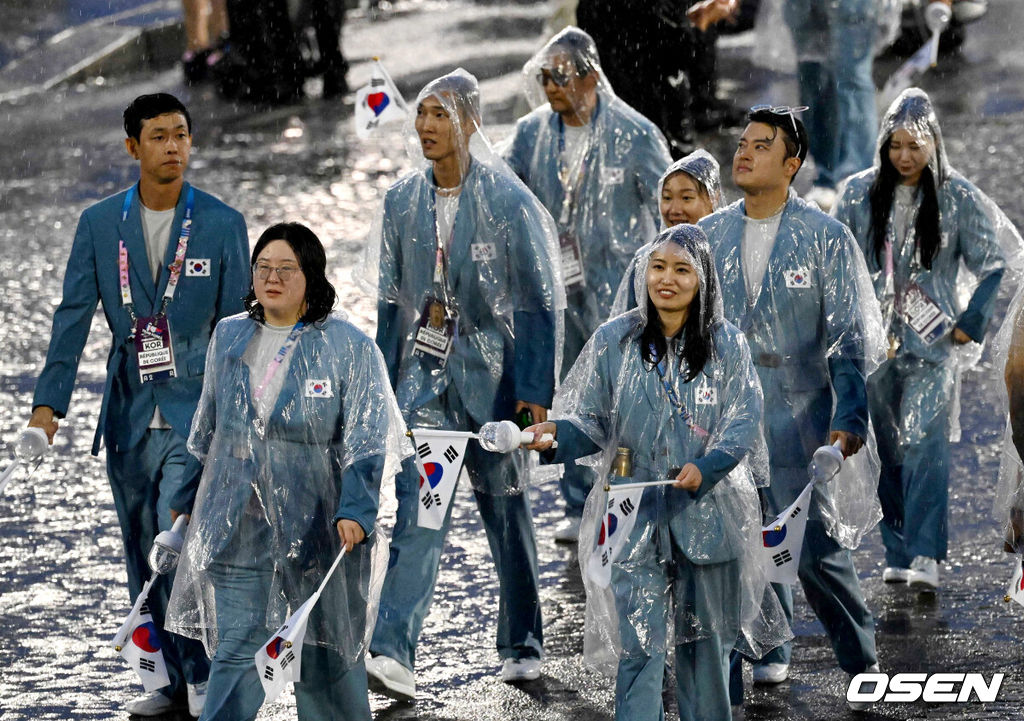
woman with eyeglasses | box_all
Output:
[525,224,786,721]
[611,149,725,316]
[166,222,410,720]
[834,87,1021,591]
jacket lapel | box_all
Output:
[154,182,191,304]
[118,185,156,312]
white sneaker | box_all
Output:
[366,654,416,702]
[553,516,580,544]
[882,566,911,583]
[848,663,881,711]
[752,662,789,684]
[953,0,987,23]
[908,556,939,590]
[805,186,838,213]
[186,682,207,718]
[125,690,177,716]
[501,657,541,682]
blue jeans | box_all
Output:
[370,387,544,671]
[106,428,210,700]
[869,355,955,566]
[200,508,371,721]
[613,531,738,721]
[785,0,878,188]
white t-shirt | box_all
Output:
[140,205,175,283]
[243,322,300,423]
[435,192,460,251]
[561,123,589,170]
[140,204,175,429]
[742,206,785,302]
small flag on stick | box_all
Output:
[588,484,644,588]
[760,482,814,585]
[354,59,409,139]
[112,578,171,691]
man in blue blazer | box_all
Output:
[363,70,563,700]
[28,93,250,717]
[698,107,881,710]
[504,27,671,536]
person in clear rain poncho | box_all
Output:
[503,26,672,537]
[834,87,1021,590]
[165,223,410,721]
[698,107,887,706]
[611,149,725,316]
[524,224,788,721]
[357,69,565,697]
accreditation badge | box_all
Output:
[413,296,455,367]
[558,230,585,288]
[900,281,951,345]
[134,316,177,383]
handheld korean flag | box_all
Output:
[1005,557,1024,609]
[412,429,470,530]
[255,546,348,703]
[761,482,814,585]
[588,485,644,588]
[354,59,409,139]
[112,578,171,691]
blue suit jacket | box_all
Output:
[33,182,250,455]
[375,161,560,424]
[700,195,871,481]
[504,95,671,341]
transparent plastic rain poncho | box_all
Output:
[699,187,888,549]
[993,286,1024,553]
[610,149,725,317]
[557,225,790,674]
[356,68,566,493]
[834,87,1023,442]
[503,26,672,360]
[166,313,411,661]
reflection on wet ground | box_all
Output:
[3,0,1024,718]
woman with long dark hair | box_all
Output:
[167,222,409,720]
[525,224,786,721]
[834,88,1020,591]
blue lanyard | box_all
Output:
[649,341,709,438]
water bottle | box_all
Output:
[15,427,48,461]
[809,441,844,484]
[479,420,522,454]
[925,1,952,35]
[148,515,188,575]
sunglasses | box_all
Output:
[536,67,572,87]
[749,104,808,158]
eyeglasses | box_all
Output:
[749,104,808,158]
[536,67,572,87]
[253,262,301,282]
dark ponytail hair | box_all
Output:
[868,134,941,271]
[244,222,337,325]
[638,225,717,382]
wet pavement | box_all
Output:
[2,1,1024,719]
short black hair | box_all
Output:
[123,93,192,140]
[245,223,337,325]
[747,107,809,168]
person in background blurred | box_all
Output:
[181,0,228,85]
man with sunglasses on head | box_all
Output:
[698,106,885,711]
[26,93,250,718]
[504,26,671,541]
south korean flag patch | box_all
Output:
[695,384,717,405]
[783,268,812,289]
[185,258,211,276]
[304,379,334,398]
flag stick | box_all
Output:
[607,479,679,492]
[0,459,20,494]
[113,576,156,651]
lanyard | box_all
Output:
[649,342,709,439]
[253,322,305,401]
[117,185,196,318]
[556,116,594,227]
